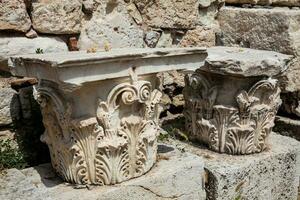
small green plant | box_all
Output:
[158,131,170,142]
[35,48,44,54]
[234,194,242,200]
[0,139,28,170]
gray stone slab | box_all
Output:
[0,144,206,200]
[166,133,300,200]
[203,46,292,77]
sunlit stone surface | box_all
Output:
[9,48,207,185]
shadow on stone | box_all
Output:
[32,163,63,188]
[157,144,174,153]
[10,86,50,168]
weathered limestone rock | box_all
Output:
[180,27,216,47]
[225,0,300,6]
[82,0,102,13]
[156,31,173,48]
[31,0,83,34]
[126,3,143,25]
[203,47,292,77]
[172,94,185,107]
[0,0,31,32]
[0,76,15,89]
[0,130,15,141]
[0,88,19,126]
[217,7,300,56]
[144,31,161,48]
[25,29,38,39]
[166,133,300,200]
[159,70,185,88]
[0,36,68,72]
[79,0,144,50]
[198,0,224,30]
[134,0,200,29]
[279,57,300,93]
[9,48,207,185]
[184,47,291,155]
[0,145,206,200]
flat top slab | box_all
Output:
[10,48,206,67]
[202,47,293,77]
[9,48,207,85]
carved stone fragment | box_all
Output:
[34,78,162,185]
[184,47,288,155]
[9,48,207,185]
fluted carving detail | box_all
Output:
[34,78,162,185]
[184,73,281,155]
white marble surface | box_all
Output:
[9,48,207,85]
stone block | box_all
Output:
[217,7,300,56]
[204,46,292,77]
[0,36,68,71]
[0,87,20,126]
[78,0,144,50]
[167,133,300,200]
[144,31,161,48]
[180,26,216,48]
[0,145,206,200]
[134,0,199,29]
[0,0,31,32]
[31,0,83,34]
[156,31,173,48]
[225,0,300,6]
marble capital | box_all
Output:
[9,48,207,185]
[183,47,290,155]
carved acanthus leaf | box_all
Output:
[184,74,281,155]
[35,77,161,185]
